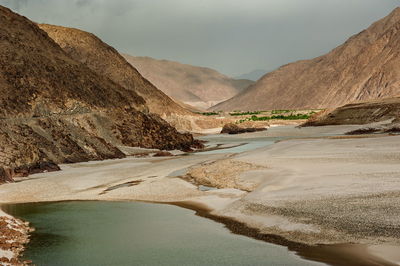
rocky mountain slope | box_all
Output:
[39,24,195,119]
[123,55,254,110]
[0,6,198,183]
[39,24,237,132]
[212,7,400,111]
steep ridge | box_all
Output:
[39,24,195,120]
[0,6,197,183]
[212,7,400,111]
[123,55,254,110]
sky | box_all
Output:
[2,0,399,77]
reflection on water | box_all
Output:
[3,201,324,266]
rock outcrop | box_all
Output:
[0,212,31,265]
[0,6,197,182]
[220,123,267,135]
[212,8,400,111]
[303,96,400,126]
[123,55,254,110]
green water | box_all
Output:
[3,201,324,266]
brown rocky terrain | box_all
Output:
[220,123,267,134]
[0,212,31,265]
[304,96,400,126]
[212,7,400,111]
[123,55,254,110]
[0,6,198,183]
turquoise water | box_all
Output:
[3,201,324,266]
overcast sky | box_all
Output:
[2,0,399,76]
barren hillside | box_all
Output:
[212,8,400,111]
[123,55,254,110]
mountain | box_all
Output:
[0,6,197,182]
[39,25,235,132]
[39,24,194,121]
[123,55,254,110]
[212,7,400,112]
[234,69,267,81]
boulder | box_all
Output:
[221,123,266,135]
[153,151,174,157]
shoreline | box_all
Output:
[1,125,400,265]
[169,200,399,266]
[0,209,32,265]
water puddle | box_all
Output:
[198,185,218,191]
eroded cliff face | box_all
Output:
[0,6,197,183]
[212,8,400,111]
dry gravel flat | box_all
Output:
[209,134,400,247]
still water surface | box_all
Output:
[4,201,325,266]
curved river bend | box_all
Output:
[3,201,324,266]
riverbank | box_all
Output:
[193,134,400,245]
[0,210,31,265]
[0,125,399,265]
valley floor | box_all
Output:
[1,125,400,265]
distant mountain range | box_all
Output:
[234,69,267,81]
[212,7,400,111]
[123,55,254,110]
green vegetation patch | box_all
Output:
[238,113,314,123]
[229,111,262,116]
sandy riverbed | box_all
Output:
[1,124,399,265]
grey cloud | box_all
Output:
[1,0,399,76]
[1,0,28,10]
